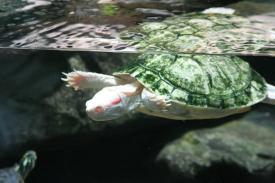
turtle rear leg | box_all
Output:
[62,71,123,91]
[263,84,275,105]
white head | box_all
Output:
[85,88,128,121]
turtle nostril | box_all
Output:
[95,106,104,113]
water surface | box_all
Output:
[0,0,275,56]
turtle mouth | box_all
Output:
[85,98,125,121]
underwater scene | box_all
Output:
[0,0,275,182]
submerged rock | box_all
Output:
[158,105,275,179]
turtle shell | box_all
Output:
[114,54,267,109]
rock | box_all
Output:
[157,105,275,179]
[0,50,69,158]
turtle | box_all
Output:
[0,151,37,183]
[62,53,275,121]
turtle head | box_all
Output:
[16,151,37,179]
[85,87,126,121]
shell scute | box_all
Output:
[163,56,210,95]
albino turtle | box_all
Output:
[62,53,275,121]
[0,151,37,183]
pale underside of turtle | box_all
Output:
[63,53,275,121]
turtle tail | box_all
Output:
[15,151,37,179]
[263,84,275,105]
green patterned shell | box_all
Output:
[120,12,274,56]
[114,54,267,109]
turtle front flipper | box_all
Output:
[62,71,124,90]
[263,84,275,105]
[141,88,171,112]
[14,151,37,180]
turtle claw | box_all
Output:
[166,100,172,107]
[149,95,171,111]
[62,71,86,91]
[61,77,68,81]
[162,100,172,112]
[61,72,68,76]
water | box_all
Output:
[0,50,275,183]
[0,0,275,56]
[1,1,275,183]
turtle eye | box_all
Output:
[95,106,103,113]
